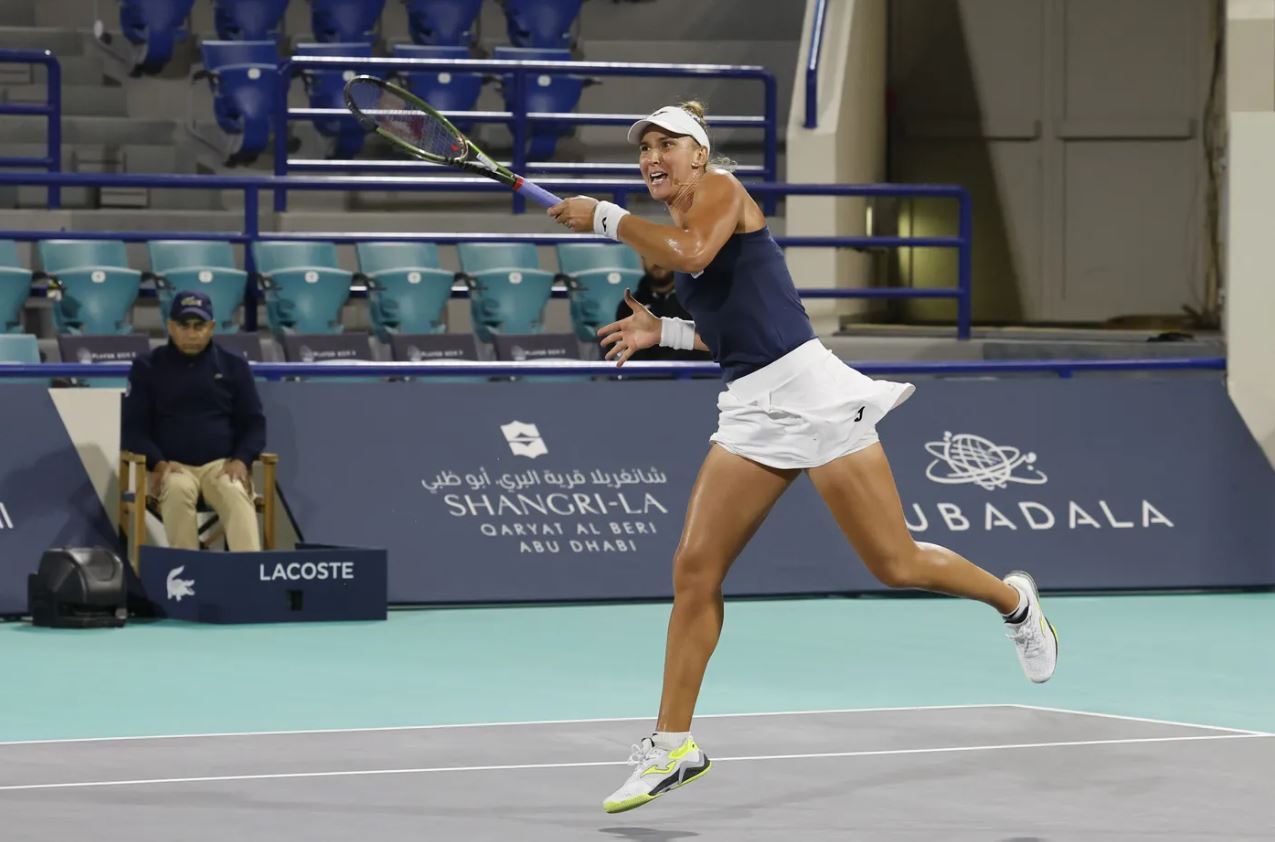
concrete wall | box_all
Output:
[785,0,887,334]
[1224,1,1275,466]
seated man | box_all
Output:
[121,291,266,551]
[615,255,712,363]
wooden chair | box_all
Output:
[118,451,278,573]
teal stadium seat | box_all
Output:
[556,243,642,341]
[555,242,642,275]
[251,241,354,334]
[457,243,555,343]
[37,240,142,335]
[355,242,456,341]
[0,334,43,387]
[0,240,32,333]
[148,240,249,333]
[0,333,39,363]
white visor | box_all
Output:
[627,106,711,153]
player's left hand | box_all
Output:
[547,196,599,232]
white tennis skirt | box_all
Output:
[710,338,916,469]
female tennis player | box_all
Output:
[548,102,1058,815]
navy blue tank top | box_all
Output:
[674,227,816,382]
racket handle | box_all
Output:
[516,178,563,208]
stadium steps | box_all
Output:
[4,82,126,116]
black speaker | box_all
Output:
[28,547,127,628]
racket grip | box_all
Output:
[517,179,563,208]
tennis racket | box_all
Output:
[342,75,563,208]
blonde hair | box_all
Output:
[677,100,737,172]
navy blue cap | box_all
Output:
[170,290,213,322]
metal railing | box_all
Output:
[0,357,1228,382]
[805,0,829,129]
[0,49,61,208]
[0,171,973,337]
[278,56,778,213]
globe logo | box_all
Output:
[924,432,1048,490]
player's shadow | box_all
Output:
[599,828,699,841]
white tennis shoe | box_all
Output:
[1003,570,1058,683]
[602,736,711,814]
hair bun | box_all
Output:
[678,100,707,125]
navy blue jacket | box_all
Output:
[121,341,266,471]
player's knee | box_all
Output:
[867,543,925,589]
[672,547,727,601]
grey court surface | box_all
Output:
[0,705,1270,841]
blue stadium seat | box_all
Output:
[356,242,455,341]
[403,0,482,46]
[294,42,375,158]
[502,0,583,49]
[251,241,353,334]
[147,240,249,333]
[310,0,386,43]
[392,44,483,131]
[492,46,583,159]
[457,242,553,342]
[213,0,288,41]
[200,40,279,163]
[37,240,142,335]
[118,0,198,75]
[0,240,31,333]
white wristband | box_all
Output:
[592,200,630,241]
[659,317,696,351]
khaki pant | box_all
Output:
[157,458,261,552]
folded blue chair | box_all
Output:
[118,0,198,75]
[310,0,386,43]
[200,40,280,163]
[213,0,289,41]
[492,46,584,160]
[403,0,482,46]
[502,0,583,49]
[392,44,483,132]
[294,41,375,158]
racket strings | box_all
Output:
[372,101,469,159]
[352,82,466,161]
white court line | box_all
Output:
[1009,704,1274,737]
[0,732,1267,793]
[0,703,1014,747]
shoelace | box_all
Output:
[626,737,661,767]
[1008,616,1045,657]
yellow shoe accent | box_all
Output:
[640,739,697,777]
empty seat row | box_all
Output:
[0,239,643,343]
[119,0,581,76]
[201,39,583,162]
